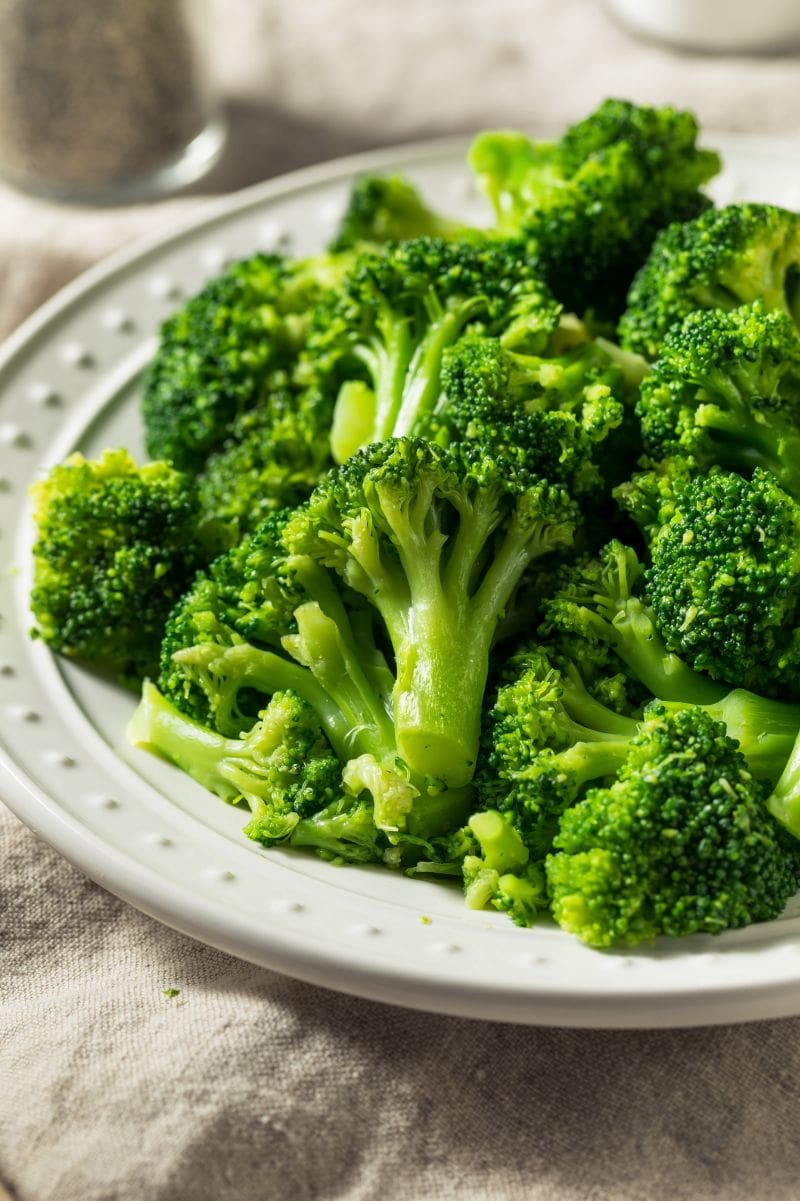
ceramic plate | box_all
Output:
[3,134,800,1028]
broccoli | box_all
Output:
[469,98,720,319]
[619,204,800,359]
[543,541,800,782]
[644,468,800,699]
[330,173,471,252]
[311,236,557,463]
[145,436,575,853]
[130,683,406,863]
[634,303,800,497]
[142,251,348,472]
[546,704,800,947]
[30,450,213,684]
[195,383,334,537]
[475,645,642,866]
[285,438,576,788]
[434,329,643,496]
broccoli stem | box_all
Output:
[604,598,728,705]
[694,404,800,497]
[699,690,800,782]
[128,682,265,805]
[767,727,800,838]
[391,298,486,437]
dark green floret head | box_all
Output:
[196,383,334,537]
[635,302,800,498]
[619,203,800,359]
[470,98,720,320]
[142,251,347,471]
[546,704,800,947]
[645,468,800,698]
[158,509,300,725]
[31,449,209,684]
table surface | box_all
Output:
[3,4,800,1200]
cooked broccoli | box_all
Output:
[130,683,401,862]
[142,251,348,472]
[644,468,800,699]
[195,383,334,537]
[434,328,642,496]
[470,98,720,319]
[634,303,800,497]
[475,644,641,865]
[285,438,577,787]
[330,173,471,252]
[619,204,800,359]
[546,704,800,947]
[30,450,212,683]
[140,437,574,862]
[313,236,557,463]
[543,541,800,781]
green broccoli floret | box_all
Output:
[546,705,800,947]
[142,251,348,472]
[285,437,577,788]
[634,303,800,496]
[312,236,557,463]
[619,204,800,359]
[644,468,800,699]
[470,98,720,319]
[543,541,800,782]
[612,454,695,542]
[30,450,212,684]
[329,174,471,252]
[129,683,397,863]
[435,329,642,495]
[195,383,334,537]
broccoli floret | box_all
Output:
[475,644,640,862]
[312,236,557,463]
[285,437,577,788]
[546,705,800,947]
[196,384,334,537]
[613,454,695,542]
[142,251,348,472]
[30,450,212,684]
[435,329,641,495]
[619,204,800,359]
[129,683,398,864]
[644,468,800,699]
[470,98,719,319]
[634,303,800,496]
[543,541,800,782]
[330,173,471,252]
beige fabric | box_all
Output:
[3,3,800,1198]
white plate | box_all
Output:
[3,134,800,1029]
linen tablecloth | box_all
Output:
[4,3,800,1198]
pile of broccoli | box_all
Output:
[30,98,800,949]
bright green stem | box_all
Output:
[560,671,640,738]
[183,641,358,759]
[283,602,396,762]
[767,727,800,838]
[704,690,800,782]
[369,320,414,443]
[392,300,485,437]
[128,682,262,805]
[392,599,491,789]
[554,739,632,795]
[610,599,728,705]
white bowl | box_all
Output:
[606,0,800,52]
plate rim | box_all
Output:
[4,130,800,1028]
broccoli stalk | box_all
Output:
[286,438,577,788]
[543,542,800,781]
